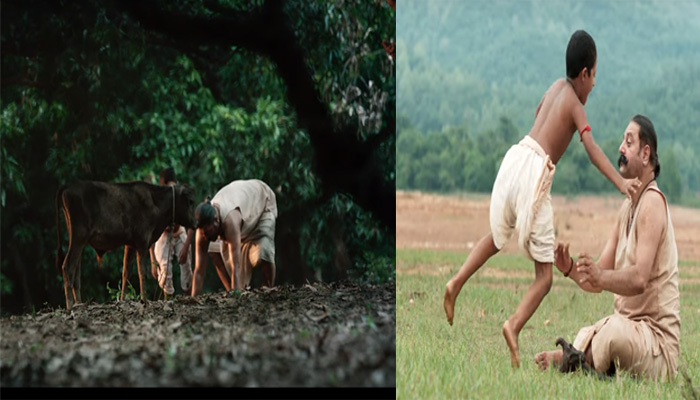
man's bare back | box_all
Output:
[528,79,581,164]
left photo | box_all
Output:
[1,0,395,390]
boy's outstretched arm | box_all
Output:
[580,130,640,198]
[571,103,640,198]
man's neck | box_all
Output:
[631,171,656,207]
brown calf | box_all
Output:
[56,181,195,309]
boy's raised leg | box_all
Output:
[444,232,499,325]
[503,260,553,367]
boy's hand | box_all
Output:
[554,242,571,275]
[620,177,642,199]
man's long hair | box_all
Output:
[632,114,660,178]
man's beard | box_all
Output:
[618,154,628,167]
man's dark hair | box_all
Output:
[566,30,597,79]
[160,167,176,185]
[194,200,216,228]
[632,114,661,178]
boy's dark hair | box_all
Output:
[160,167,176,185]
[566,30,597,79]
[632,114,661,178]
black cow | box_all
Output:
[56,181,196,309]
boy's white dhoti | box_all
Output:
[154,226,193,295]
[489,135,556,263]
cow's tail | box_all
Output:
[56,185,66,275]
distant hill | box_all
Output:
[397,0,700,197]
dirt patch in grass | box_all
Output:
[397,191,700,262]
[398,264,453,277]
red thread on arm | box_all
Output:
[579,124,591,142]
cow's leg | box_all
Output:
[62,266,72,309]
[75,261,82,304]
[121,246,135,301]
[62,241,85,309]
[136,249,148,301]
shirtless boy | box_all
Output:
[442,30,641,368]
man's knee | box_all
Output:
[592,316,635,371]
[604,321,634,362]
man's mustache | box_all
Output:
[618,154,628,167]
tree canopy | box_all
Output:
[1,0,396,314]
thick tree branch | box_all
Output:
[120,0,395,231]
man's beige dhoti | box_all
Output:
[208,210,276,277]
[573,314,668,379]
[490,135,556,263]
[573,186,680,381]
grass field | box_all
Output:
[397,248,700,399]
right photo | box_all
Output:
[396,1,700,398]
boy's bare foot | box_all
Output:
[443,282,456,326]
[534,350,562,371]
[502,320,520,368]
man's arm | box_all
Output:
[577,192,664,295]
[222,209,243,291]
[191,228,209,296]
[558,204,623,293]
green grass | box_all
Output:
[397,248,700,399]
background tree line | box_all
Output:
[397,0,699,204]
[1,0,396,314]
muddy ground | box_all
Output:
[0,281,395,388]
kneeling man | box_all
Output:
[191,179,277,295]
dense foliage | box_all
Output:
[397,0,699,204]
[1,0,396,313]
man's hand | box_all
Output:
[620,177,641,200]
[576,253,602,287]
[554,242,572,275]
[178,246,189,266]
